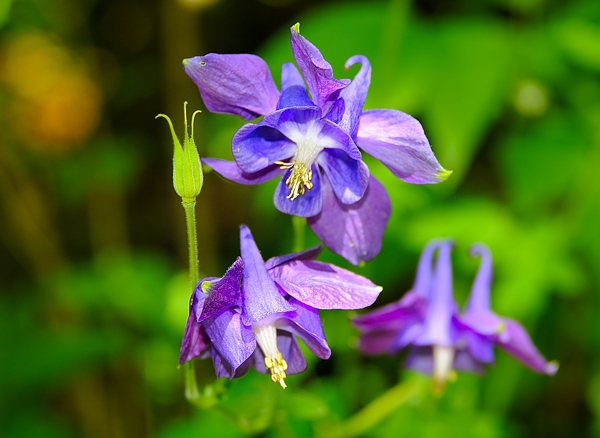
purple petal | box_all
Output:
[308,175,391,265]
[494,319,558,375]
[198,257,244,322]
[183,54,279,120]
[356,328,402,356]
[463,329,495,364]
[274,166,322,218]
[318,148,369,204]
[179,312,211,364]
[239,225,296,326]
[405,346,434,374]
[202,157,283,185]
[335,55,371,139]
[211,346,235,379]
[353,290,427,355]
[270,259,382,310]
[281,62,305,90]
[352,290,427,331]
[278,63,314,109]
[413,240,446,297]
[253,331,308,375]
[453,348,486,374]
[265,245,322,270]
[466,243,493,312]
[232,123,297,173]
[204,310,257,374]
[264,107,321,143]
[459,309,506,338]
[275,297,331,359]
[414,242,457,347]
[357,109,450,184]
[290,24,349,109]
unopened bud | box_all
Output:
[156,102,203,203]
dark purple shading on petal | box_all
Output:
[198,257,243,322]
[278,63,314,109]
[308,175,391,265]
[274,165,322,218]
[211,346,235,379]
[265,245,322,270]
[357,109,448,184]
[202,158,284,185]
[335,55,371,139]
[183,54,279,120]
[179,312,211,364]
[289,24,349,109]
[318,148,369,204]
[494,319,558,375]
[270,259,381,309]
[232,123,296,173]
[204,310,257,375]
[239,225,296,326]
[276,297,331,360]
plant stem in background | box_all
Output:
[324,374,427,438]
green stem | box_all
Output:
[183,200,199,288]
[329,375,427,438]
[292,215,306,253]
[182,199,200,402]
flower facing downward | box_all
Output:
[457,244,559,376]
[353,240,557,392]
[183,24,449,265]
[180,225,382,388]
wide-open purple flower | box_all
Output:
[353,240,557,390]
[183,23,450,265]
[180,224,382,388]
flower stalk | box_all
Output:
[156,102,204,403]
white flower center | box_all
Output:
[252,324,288,388]
[275,123,324,201]
[432,344,456,393]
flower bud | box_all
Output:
[156,102,203,203]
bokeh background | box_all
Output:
[1,0,599,436]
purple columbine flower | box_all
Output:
[180,224,382,388]
[456,244,559,376]
[353,240,557,391]
[183,23,450,265]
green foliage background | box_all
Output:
[0,0,599,436]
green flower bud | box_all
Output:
[156,102,203,203]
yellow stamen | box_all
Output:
[264,352,288,388]
[274,160,313,200]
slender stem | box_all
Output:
[292,215,306,253]
[183,200,199,288]
[182,199,200,402]
[328,375,426,438]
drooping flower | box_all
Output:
[183,24,449,265]
[181,225,382,388]
[457,244,558,376]
[353,240,557,391]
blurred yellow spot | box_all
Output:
[0,31,102,154]
[513,79,548,117]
